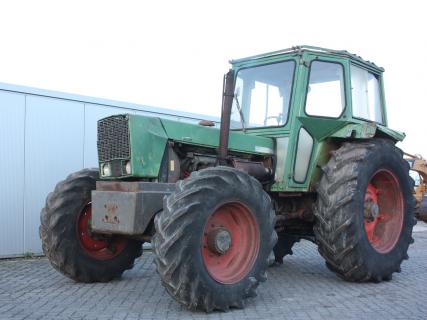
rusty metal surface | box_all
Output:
[92,182,175,235]
[405,154,427,222]
[416,194,427,223]
[218,70,235,164]
[96,181,175,192]
[232,159,272,182]
[198,119,215,127]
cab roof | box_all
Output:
[230,45,384,72]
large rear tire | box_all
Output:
[39,169,142,282]
[314,140,416,282]
[153,167,276,311]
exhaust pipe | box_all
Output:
[218,69,235,165]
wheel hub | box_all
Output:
[364,201,379,221]
[77,204,127,260]
[363,170,404,253]
[206,227,232,255]
[201,201,260,284]
[364,186,380,222]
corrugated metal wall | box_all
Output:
[0,83,216,257]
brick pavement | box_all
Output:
[1,223,427,320]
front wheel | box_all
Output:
[40,169,142,282]
[153,167,276,311]
[314,140,416,282]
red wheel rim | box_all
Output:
[201,202,260,284]
[364,169,404,253]
[77,204,127,260]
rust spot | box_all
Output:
[102,202,120,224]
[198,119,215,127]
[96,181,139,192]
[106,202,118,214]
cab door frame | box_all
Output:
[285,52,352,190]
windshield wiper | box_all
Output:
[234,96,246,132]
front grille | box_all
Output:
[97,115,130,162]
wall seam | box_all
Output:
[83,103,86,168]
[22,94,27,255]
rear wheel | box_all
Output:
[153,167,276,311]
[40,169,142,282]
[314,140,415,282]
[364,170,404,253]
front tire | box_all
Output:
[153,167,276,311]
[314,140,415,282]
[40,169,142,282]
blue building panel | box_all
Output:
[0,91,26,257]
[24,96,85,253]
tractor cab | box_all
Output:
[227,46,404,191]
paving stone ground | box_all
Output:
[1,223,427,320]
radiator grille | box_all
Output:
[97,115,130,162]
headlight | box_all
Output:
[101,163,111,176]
[125,161,131,175]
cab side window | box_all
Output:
[305,61,345,118]
[351,65,383,123]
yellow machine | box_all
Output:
[405,153,427,222]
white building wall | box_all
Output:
[0,83,217,257]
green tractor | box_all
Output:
[40,46,416,312]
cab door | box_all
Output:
[286,53,351,190]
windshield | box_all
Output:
[231,61,295,129]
